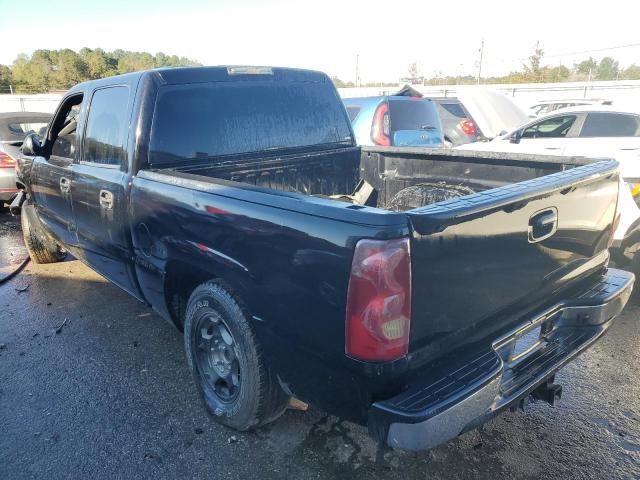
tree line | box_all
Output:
[0,48,201,94]
[332,48,640,88]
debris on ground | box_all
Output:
[55,318,68,334]
[15,284,30,293]
[288,397,309,411]
[227,436,237,444]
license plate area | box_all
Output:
[511,325,543,362]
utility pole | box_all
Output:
[477,39,484,85]
[9,84,13,95]
[476,38,484,85]
[355,54,359,88]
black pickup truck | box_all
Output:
[13,66,634,451]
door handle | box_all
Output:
[528,207,558,243]
[60,177,71,194]
[99,189,114,210]
[544,147,561,150]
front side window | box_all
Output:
[522,115,576,139]
[580,113,640,138]
[51,99,82,161]
[83,86,130,166]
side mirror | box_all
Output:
[510,129,523,144]
[21,133,42,156]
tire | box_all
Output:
[184,280,288,431]
[20,204,67,264]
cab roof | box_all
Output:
[68,66,330,95]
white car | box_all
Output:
[527,99,612,118]
[457,106,640,272]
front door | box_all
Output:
[71,85,143,299]
[30,94,84,247]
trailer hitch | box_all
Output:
[531,376,563,406]
[509,376,563,412]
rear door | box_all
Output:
[30,94,83,246]
[71,84,143,299]
[563,112,640,179]
[405,160,619,358]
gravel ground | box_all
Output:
[0,210,639,479]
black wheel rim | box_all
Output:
[194,312,241,402]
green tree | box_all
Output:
[596,56,619,80]
[0,65,12,92]
[522,44,544,82]
[575,57,598,75]
[621,64,640,80]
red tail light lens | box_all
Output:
[346,238,411,362]
[0,152,16,168]
[371,102,391,146]
[459,119,476,136]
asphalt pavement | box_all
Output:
[1,209,639,479]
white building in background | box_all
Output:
[0,94,63,113]
[338,80,640,111]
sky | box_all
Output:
[1,0,640,83]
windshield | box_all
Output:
[3,119,50,142]
[150,81,353,165]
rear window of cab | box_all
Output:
[149,81,354,165]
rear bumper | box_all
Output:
[368,268,634,452]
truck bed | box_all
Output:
[167,146,594,212]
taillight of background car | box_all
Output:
[371,102,391,146]
[345,238,411,362]
[0,152,16,168]
[459,119,477,137]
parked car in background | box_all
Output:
[457,106,640,274]
[343,95,443,147]
[428,97,481,146]
[527,99,612,118]
[0,112,50,206]
[425,89,530,147]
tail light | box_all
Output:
[459,119,477,136]
[371,102,391,146]
[0,152,15,168]
[346,238,411,362]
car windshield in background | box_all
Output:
[150,81,353,164]
[2,118,50,142]
[388,99,440,133]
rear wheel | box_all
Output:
[21,203,67,264]
[184,280,288,430]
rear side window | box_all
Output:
[150,81,353,165]
[345,105,361,122]
[580,113,640,137]
[83,86,130,166]
[388,99,440,133]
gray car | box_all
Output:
[0,112,50,204]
